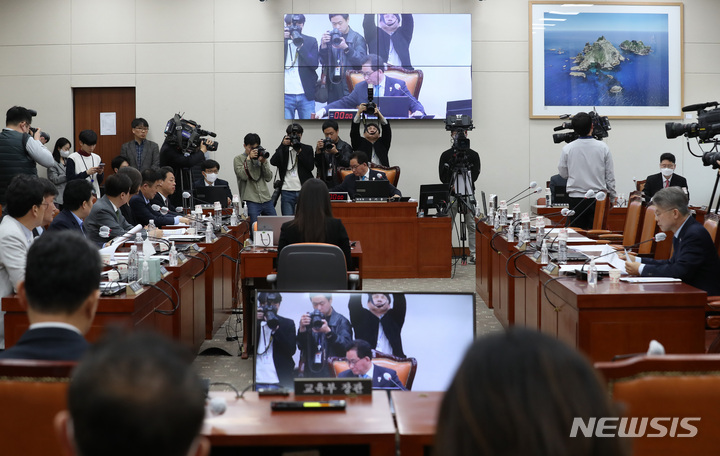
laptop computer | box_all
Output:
[256,215,294,246]
[194,186,230,208]
[355,180,390,202]
[376,96,411,119]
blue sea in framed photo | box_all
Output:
[543,30,669,107]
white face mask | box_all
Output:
[60,149,71,158]
[205,173,218,183]
[660,167,674,178]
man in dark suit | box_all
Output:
[337,339,404,389]
[192,159,232,207]
[331,151,401,200]
[643,152,689,203]
[283,14,319,120]
[625,187,720,296]
[119,118,160,172]
[48,179,94,236]
[151,166,182,215]
[349,293,406,357]
[84,173,139,245]
[0,231,101,361]
[130,168,189,228]
[255,292,296,389]
[319,54,424,117]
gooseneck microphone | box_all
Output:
[382,372,408,391]
[506,181,538,205]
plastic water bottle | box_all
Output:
[587,258,598,286]
[540,239,549,264]
[135,232,143,245]
[520,212,530,243]
[205,221,213,243]
[487,209,494,226]
[141,259,150,284]
[213,201,222,227]
[127,245,139,281]
[536,217,546,242]
[168,241,178,267]
[557,228,568,264]
[506,221,515,242]
[147,219,156,233]
[512,204,521,227]
[243,202,248,219]
[498,200,508,226]
[545,188,552,207]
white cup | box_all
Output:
[107,270,120,282]
[609,269,621,283]
[100,253,112,265]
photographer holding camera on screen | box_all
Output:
[256,292,297,390]
[297,293,352,378]
[319,14,367,104]
[233,133,276,230]
[284,14,319,120]
[270,123,315,215]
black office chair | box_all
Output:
[267,243,359,290]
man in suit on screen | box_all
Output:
[338,339,404,389]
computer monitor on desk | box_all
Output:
[419,184,451,216]
[195,186,230,208]
[355,180,390,202]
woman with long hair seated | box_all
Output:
[277,178,353,270]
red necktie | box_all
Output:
[664,179,670,188]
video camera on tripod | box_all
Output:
[552,109,611,144]
[445,114,474,152]
[164,113,219,155]
[665,101,720,169]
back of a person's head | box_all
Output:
[117,166,143,195]
[434,327,628,456]
[104,172,131,197]
[293,178,333,242]
[67,331,207,456]
[571,112,592,136]
[6,105,34,126]
[26,231,101,314]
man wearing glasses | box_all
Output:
[643,152,689,203]
[338,339,404,389]
[624,187,720,296]
[331,151,402,200]
[120,118,160,172]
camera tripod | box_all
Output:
[448,155,476,265]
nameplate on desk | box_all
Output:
[542,263,559,275]
[329,192,351,202]
[190,243,200,252]
[160,266,169,276]
[532,250,541,261]
[178,252,187,262]
[516,241,526,251]
[294,378,372,396]
[126,280,143,295]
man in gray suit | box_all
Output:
[0,175,55,347]
[84,173,136,245]
[119,118,160,172]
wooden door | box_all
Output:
[72,87,136,177]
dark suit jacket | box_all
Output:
[277,218,353,270]
[256,315,297,388]
[641,216,720,296]
[331,170,401,199]
[129,193,176,227]
[270,143,315,187]
[0,327,88,361]
[192,178,233,203]
[151,192,181,216]
[338,364,403,389]
[349,294,406,357]
[325,76,424,115]
[644,172,689,203]
[314,138,352,186]
[363,14,414,69]
[120,139,160,171]
[284,34,319,100]
[350,120,392,167]
[47,209,85,236]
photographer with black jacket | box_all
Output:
[270,123,315,215]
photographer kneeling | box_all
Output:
[270,123,315,215]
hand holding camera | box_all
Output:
[251,146,269,161]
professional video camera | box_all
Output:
[552,109,611,144]
[665,102,720,168]
[164,114,219,154]
[286,15,304,47]
[309,309,325,330]
[444,114,474,151]
[329,28,343,46]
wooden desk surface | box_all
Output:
[391,391,443,455]
[204,391,395,455]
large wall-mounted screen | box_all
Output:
[283,14,472,120]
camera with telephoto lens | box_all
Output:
[164,114,219,154]
[329,28,343,46]
[365,86,377,115]
[445,115,474,152]
[552,109,611,144]
[253,146,270,160]
[257,291,281,330]
[309,310,325,330]
[322,138,334,151]
[665,101,720,168]
[288,126,302,149]
[286,15,304,47]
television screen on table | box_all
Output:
[283,13,472,120]
[253,290,476,391]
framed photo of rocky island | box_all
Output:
[529,2,683,118]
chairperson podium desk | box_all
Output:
[332,202,451,279]
[204,391,395,456]
[391,391,443,456]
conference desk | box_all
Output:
[165,250,207,352]
[205,391,396,456]
[332,202,451,278]
[475,220,707,361]
[391,391,442,456]
[532,204,627,231]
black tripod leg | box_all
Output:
[709,172,720,214]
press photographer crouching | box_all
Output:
[439,115,481,264]
[159,114,218,208]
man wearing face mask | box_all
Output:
[193,159,232,207]
[643,153,689,204]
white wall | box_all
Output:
[1,0,719,233]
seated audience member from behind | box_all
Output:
[48,179,95,236]
[277,178,352,270]
[66,129,104,199]
[338,339,403,389]
[55,331,210,456]
[624,187,720,296]
[84,173,136,245]
[349,293,406,357]
[557,112,616,230]
[255,292,297,390]
[152,166,181,215]
[0,231,101,361]
[110,155,130,174]
[297,293,353,378]
[119,117,160,172]
[643,152,689,203]
[434,327,629,456]
[270,123,316,215]
[0,106,55,208]
[315,119,352,187]
[331,151,401,200]
[129,168,189,228]
[193,159,232,206]
[233,133,276,229]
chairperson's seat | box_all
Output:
[328,351,418,390]
[267,243,358,290]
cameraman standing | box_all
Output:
[256,292,297,390]
[270,123,315,215]
[233,133,276,229]
[557,112,616,230]
[314,119,352,187]
[439,129,481,264]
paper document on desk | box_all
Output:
[560,264,615,274]
[163,229,186,236]
[620,277,682,283]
